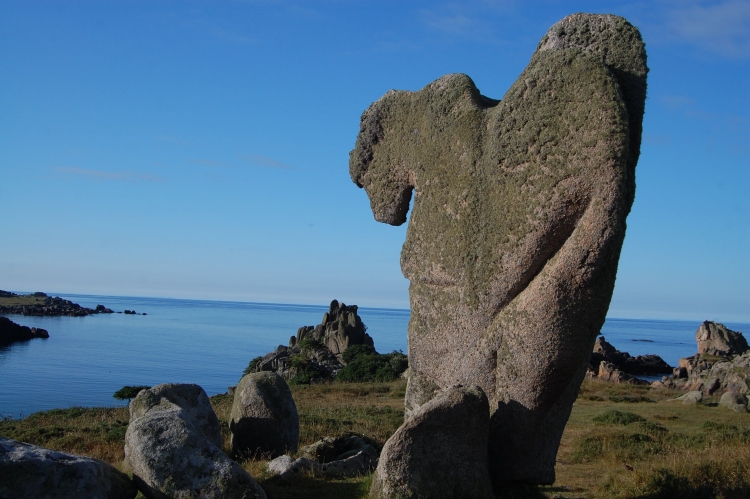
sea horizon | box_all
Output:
[3,290,748,419]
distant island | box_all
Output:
[0,290,114,317]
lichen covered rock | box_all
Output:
[125,383,266,499]
[370,385,493,499]
[0,437,136,499]
[351,13,647,487]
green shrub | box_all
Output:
[243,356,264,376]
[113,385,151,402]
[337,350,408,383]
[298,337,323,351]
[593,409,645,425]
[342,344,376,364]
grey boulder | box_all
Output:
[125,383,266,499]
[676,391,703,405]
[230,372,299,458]
[128,383,222,448]
[719,391,749,413]
[370,385,493,499]
[0,437,136,499]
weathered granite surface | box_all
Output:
[370,385,493,499]
[230,372,299,458]
[0,437,136,499]
[656,322,750,396]
[696,321,748,356]
[350,13,647,486]
[125,383,266,499]
[251,299,375,383]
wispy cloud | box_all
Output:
[239,154,295,170]
[421,9,480,37]
[191,159,231,168]
[418,1,516,42]
[666,0,750,58]
[55,167,165,183]
[658,94,695,110]
[154,135,189,147]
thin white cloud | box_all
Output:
[666,0,750,58]
[658,94,695,110]
[418,1,517,43]
[154,135,189,147]
[55,167,164,183]
[191,159,231,168]
[239,154,295,170]
[421,9,479,37]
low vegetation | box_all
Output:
[2,378,749,498]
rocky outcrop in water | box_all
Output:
[0,437,137,499]
[0,291,114,317]
[251,299,376,383]
[350,12,647,488]
[0,316,49,345]
[125,383,266,499]
[589,336,672,377]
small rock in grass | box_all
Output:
[719,391,748,413]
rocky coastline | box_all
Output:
[0,316,49,345]
[0,290,115,317]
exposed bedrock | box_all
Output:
[350,13,647,488]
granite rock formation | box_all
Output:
[589,336,672,377]
[696,320,749,356]
[350,13,647,486]
[0,437,137,499]
[230,372,299,458]
[0,316,49,345]
[370,385,494,499]
[657,322,749,397]
[595,360,649,385]
[251,299,378,383]
[125,383,266,499]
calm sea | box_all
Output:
[1,293,747,418]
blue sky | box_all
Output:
[1,0,748,322]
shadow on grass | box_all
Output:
[260,475,369,499]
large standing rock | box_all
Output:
[0,437,136,499]
[696,321,749,356]
[125,383,266,499]
[350,13,647,487]
[230,372,299,458]
[370,385,493,499]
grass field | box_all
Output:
[0,293,47,307]
[2,378,749,498]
